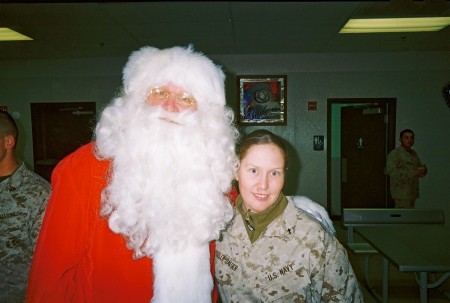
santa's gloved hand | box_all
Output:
[290,196,336,234]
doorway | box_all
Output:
[30,102,96,181]
[327,98,396,217]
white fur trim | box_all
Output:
[152,244,212,303]
[290,196,336,234]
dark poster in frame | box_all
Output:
[237,75,287,126]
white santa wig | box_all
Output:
[123,45,226,113]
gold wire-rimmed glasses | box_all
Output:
[148,87,197,107]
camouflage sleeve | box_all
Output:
[386,150,396,176]
[27,183,51,249]
[290,196,335,235]
[387,149,415,179]
[0,167,51,303]
[314,234,363,302]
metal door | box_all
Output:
[31,102,96,181]
[341,104,388,209]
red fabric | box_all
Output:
[26,143,217,303]
[210,241,218,303]
[228,185,238,205]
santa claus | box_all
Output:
[27,46,238,303]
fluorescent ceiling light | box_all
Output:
[0,28,33,41]
[340,17,450,33]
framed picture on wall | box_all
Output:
[237,75,287,126]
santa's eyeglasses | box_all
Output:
[148,87,197,107]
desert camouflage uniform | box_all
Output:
[0,162,51,303]
[215,200,363,303]
[386,146,423,205]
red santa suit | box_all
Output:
[26,143,217,303]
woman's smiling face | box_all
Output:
[236,143,286,213]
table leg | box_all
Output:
[383,258,389,303]
[419,272,428,303]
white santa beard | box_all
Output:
[96,102,235,302]
[101,105,231,253]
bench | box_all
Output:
[342,208,445,301]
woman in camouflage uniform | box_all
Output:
[215,129,363,303]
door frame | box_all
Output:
[327,98,396,218]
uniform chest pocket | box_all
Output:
[215,251,240,294]
[260,268,315,303]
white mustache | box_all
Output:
[146,105,199,126]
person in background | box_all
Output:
[387,129,427,208]
[26,45,239,303]
[215,129,363,302]
[0,110,51,303]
